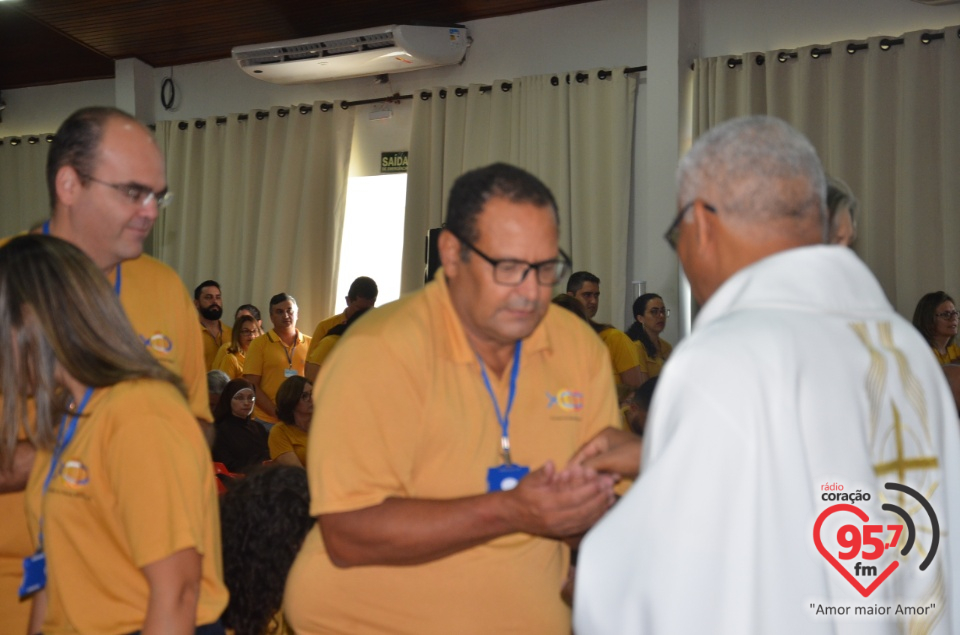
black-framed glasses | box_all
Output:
[936,310,960,320]
[648,307,671,317]
[77,171,173,208]
[664,201,717,251]
[456,235,572,286]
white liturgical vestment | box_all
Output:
[575,246,960,635]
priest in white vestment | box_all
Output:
[573,116,960,635]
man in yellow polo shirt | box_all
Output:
[0,106,211,633]
[244,293,310,424]
[284,163,621,634]
[307,276,378,350]
[194,279,232,370]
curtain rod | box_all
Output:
[346,66,647,107]
[719,28,956,69]
[145,65,649,130]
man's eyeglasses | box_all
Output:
[936,310,960,320]
[78,172,173,208]
[664,201,717,251]
[455,235,572,286]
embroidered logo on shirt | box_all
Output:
[140,332,173,354]
[59,459,90,488]
[546,390,584,412]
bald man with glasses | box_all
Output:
[284,162,621,634]
[0,107,211,633]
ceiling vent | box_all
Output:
[232,25,470,84]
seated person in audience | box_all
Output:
[626,293,673,378]
[269,376,313,468]
[220,466,313,635]
[307,276,378,358]
[912,291,960,365]
[207,369,230,415]
[552,294,645,388]
[215,315,263,380]
[304,307,371,383]
[244,293,311,425]
[826,175,858,247]
[211,379,270,473]
[621,376,659,437]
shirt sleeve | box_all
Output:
[174,283,214,423]
[268,425,295,459]
[607,330,642,375]
[105,388,216,568]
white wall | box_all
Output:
[1,79,114,137]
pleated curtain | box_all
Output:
[154,103,355,328]
[401,69,638,325]
[693,25,960,316]
[0,135,51,237]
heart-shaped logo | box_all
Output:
[813,503,899,597]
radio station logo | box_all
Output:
[813,481,939,598]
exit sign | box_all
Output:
[381,151,408,173]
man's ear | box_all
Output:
[55,165,83,207]
[690,200,719,253]
[437,229,462,277]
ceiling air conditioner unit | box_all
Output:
[232,24,470,84]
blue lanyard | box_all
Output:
[38,387,94,550]
[42,221,121,295]
[477,341,522,465]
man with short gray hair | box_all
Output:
[574,116,960,634]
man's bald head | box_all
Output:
[677,115,827,241]
[46,107,145,211]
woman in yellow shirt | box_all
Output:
[0,235,227,635]
[215,314,263,379]
[626,293,674,378]
[912,291,960,365]
[269,376,313,468]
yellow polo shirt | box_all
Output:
[599,327,641,380]
[284,271,619,634]
[201,321,232,371]
[934,342,960,365]
[0,243,211,633]
[269,424,308,467]
[636,337,674,378]
[305,334,341,368]
[244,329,310,424]
[306,312,345,360]
[24,380,228,634]
[215,347,246,380]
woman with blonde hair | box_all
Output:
[0,235,227,634]
[215,314,262,380]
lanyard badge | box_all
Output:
[479,343,530,492]
[19,387,94,599]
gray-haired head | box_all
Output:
[677,116,827,241]
[826,175,858,246]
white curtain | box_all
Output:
[0,134,51,237]
[154,102,355,328]
[402,69,638,324]
[693,25,960,316]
